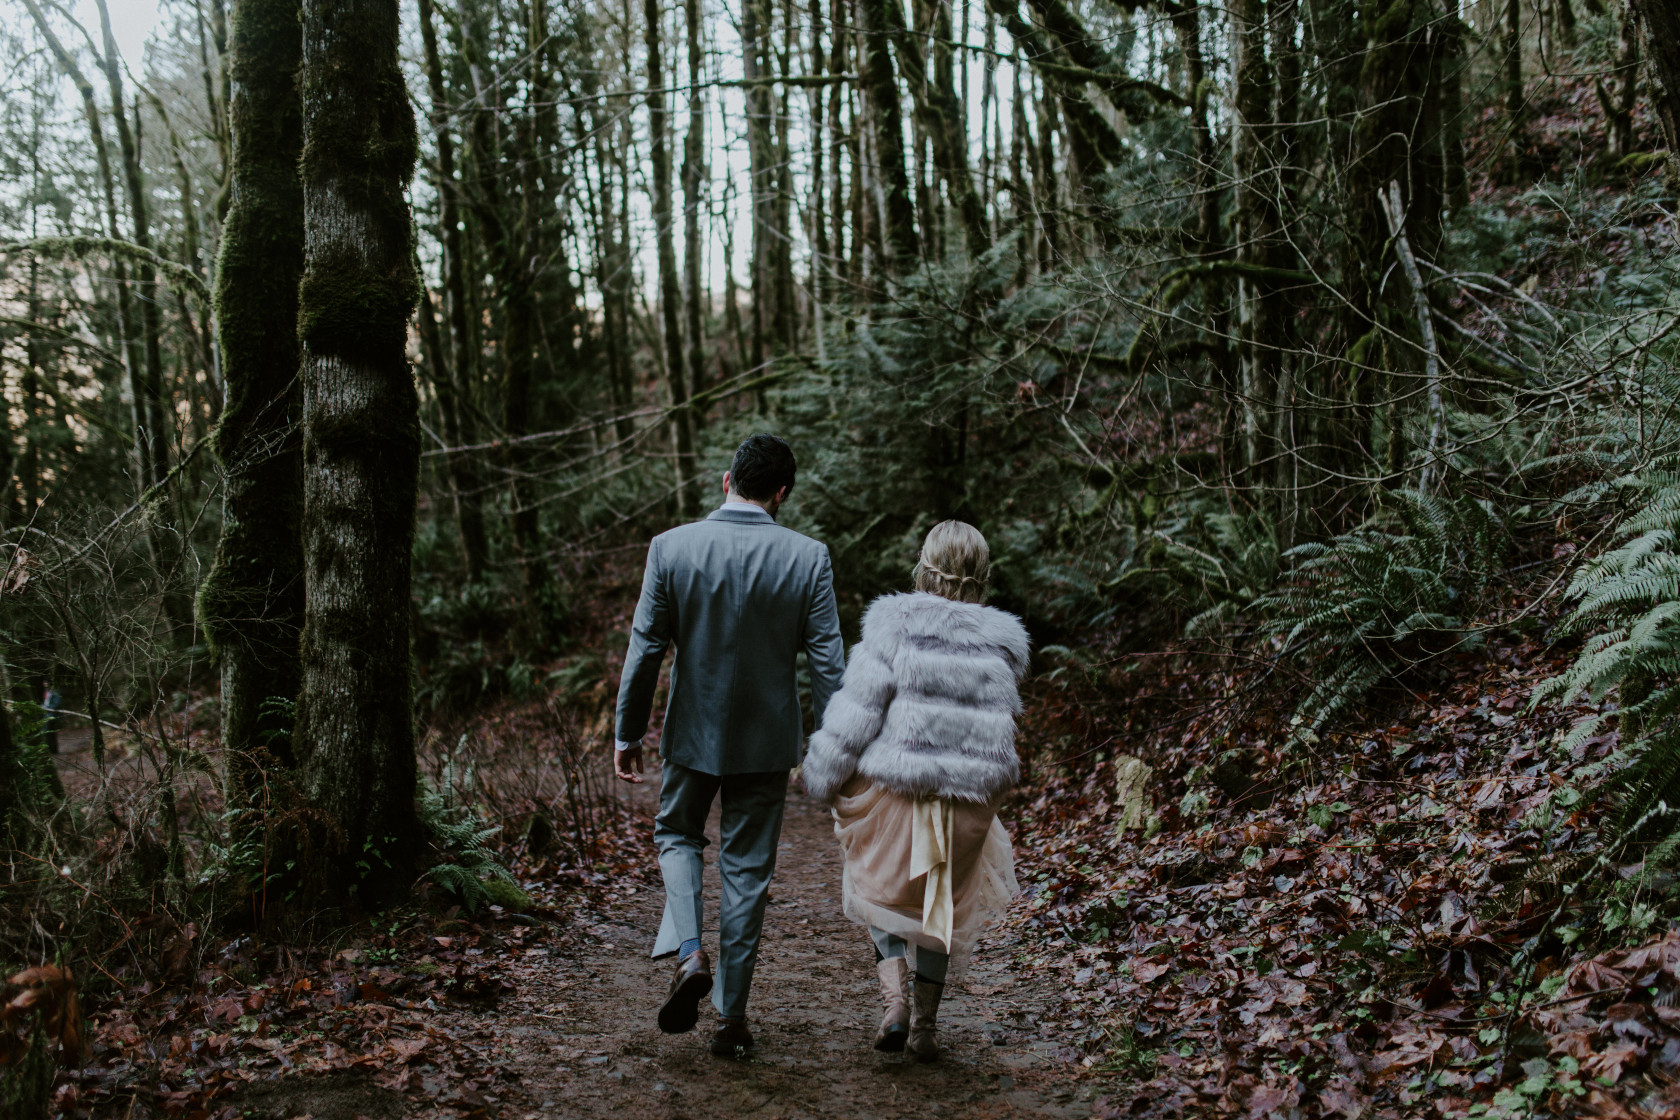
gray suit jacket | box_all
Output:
[614,504,847,775]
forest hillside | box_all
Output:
[3,0,1680,1116]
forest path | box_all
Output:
[492,772,1097,1120]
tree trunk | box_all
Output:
[646,0,698,517]
[506,0,557,617]
[1599,15,1640,162]
[775,1,798,347]
[94,0,171,495]
[418,0,489,580]
[1556,0,1576,49]
[889,0,989,257]
[856,0,920,268]
[1504,0,1523,117]
[1627,0,1680,179]
[296,0,422,902]
[682,0,707,415]
[1232,0,1278,479]
[199,0,306,785]
[745,0,774,362]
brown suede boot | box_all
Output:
[907,975,943,1062]
[874,957,910,1052]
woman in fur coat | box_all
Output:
[802,520,1027,1061]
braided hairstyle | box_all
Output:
[912,520,990,604]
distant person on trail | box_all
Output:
[40,679,62,754]
[613,433,846,1057]
[801,520,1027,1062]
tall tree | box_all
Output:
[1231,0,1282,481]
[646,0,698,517]
[93,0,171,496]
[888,0,989,257]
[198,0,306,784]
[856,0,920,268]
[682,0,707,410]
[417,0,489,580]
[295,0,422,899]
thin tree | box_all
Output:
[418,0,489,580]
[646,0,698,516]
[682,0,707,411]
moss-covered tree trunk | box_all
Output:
[856,0,920,269]
[1334,0,1443,480]
[295,0,422,902]
[199,0,306,783]
[1627,0,1680,181]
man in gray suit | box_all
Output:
[614,434,846,1056]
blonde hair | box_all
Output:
[912,520,990,604]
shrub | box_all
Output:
[1533,474,1680,863]
[1256,491,1505,731]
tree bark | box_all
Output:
[1231,0,1279,480]
[1598,15,1640,162]
[646,0,698,518]
[296,0,422,901]
[745,0,775,359]
[682,0,707,416]
[1627,0,1680,179]
[199,0,306,785]
[856,0,920,268]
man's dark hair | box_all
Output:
[730,434,797,501]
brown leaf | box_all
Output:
[1318,1076,1368,1119]
[1565,959,1629,998]
[1583,1040,1645,1084]
[1132,959,1171,984]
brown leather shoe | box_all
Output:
[709,1017,754,1056]
[658,948,713,1034]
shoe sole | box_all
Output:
[657,972,713,1034]
[874,1026,908,1053]
[709,1038,753,1057]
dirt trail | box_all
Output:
[495,772,1097,1120]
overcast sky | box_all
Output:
[64,0,159,71]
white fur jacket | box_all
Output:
[802,592,1030,804]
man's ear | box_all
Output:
[722,470,733,495]
[776,485,791,506]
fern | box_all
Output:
[1255,491,1506,731]
[1532,474,1680,859]
[1147,498,1281,634]
[419,752,526,913]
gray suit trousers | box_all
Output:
[652,762,788,1020]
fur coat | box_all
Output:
[802,592,1030,804]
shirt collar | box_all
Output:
[708,501,774,523]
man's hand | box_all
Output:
[614,741,645,784]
